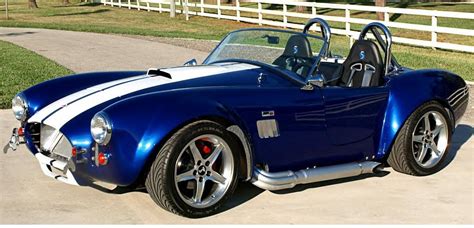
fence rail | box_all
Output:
[101,0,474,53]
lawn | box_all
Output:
[0,0,472,108]
[0,40,73,108]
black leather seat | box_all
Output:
[339,40,384,87]
[273,34,313,76]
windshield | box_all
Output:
[204,29,326,78]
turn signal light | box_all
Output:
[71,147,77,157]
[98,152,108,166]
[17,127,24,136]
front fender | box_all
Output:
[95,89,245,186]
[376,69,466,159]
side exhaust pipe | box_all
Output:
[251,161,382,191]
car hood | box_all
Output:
[27,63,260,130]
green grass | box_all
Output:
[0,40,73,108]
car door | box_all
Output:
[257,87,331,172]
[233,74,330,172]
[321,86,389,162]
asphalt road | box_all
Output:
[0,27,473,224]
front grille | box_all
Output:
[29,123,73,160]
[28,123,41,149]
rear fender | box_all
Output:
[376,69,466,159]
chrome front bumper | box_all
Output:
[35,152,79,185]
[3,128,24,153]
[5,125,80,186]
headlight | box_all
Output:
[90,112,112,145]
[12,94,28,121]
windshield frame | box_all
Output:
[203,28,328,81]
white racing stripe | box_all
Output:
[28,75,148,123]
[33,63,259,130]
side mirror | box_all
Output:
[302,74,325,90]
[184,59,197,66]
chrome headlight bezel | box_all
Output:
[12,93,28,121]
[90,112,112,145]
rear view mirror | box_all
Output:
[262,35,280,45]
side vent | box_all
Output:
[257,119,280,139]
[146,68,172,79]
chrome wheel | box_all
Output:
[174,134,234,208]
[411,111,449,169]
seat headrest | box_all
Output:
[282,34,313,58]
[346,40,383,67]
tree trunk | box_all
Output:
[63,0,70,5]
[375,0,386,21]
[294,0,304,13]
[28,0,38,8]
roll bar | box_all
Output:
[359,22,400,75]
[303,17,331,58]
[303,18,332,79]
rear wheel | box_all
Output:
[145,120,240,218]
[387,101,452,176]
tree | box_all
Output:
[28,0,38,8]
[375,0,386,21]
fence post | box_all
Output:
[5,0,7,20]
[170,0,176,17]
[283,4,287,28]
[147,1,150,11]
[258,0,262,25]
[345,8,350,35]
[217,0,221,19]
[236,0,240,22]
[384,11,389,23]
[136,0,140,10]
[312,6,316,17]
[431,15,437,50]
[200,0,203,15]
[185,0,189,20]
[158,2,162,13]
[127,0,130,9]
[118,0,121,8]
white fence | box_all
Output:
[101,0,474,53]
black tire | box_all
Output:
[145,120,240,218]
[387,101,453,176]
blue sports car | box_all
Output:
[5,18,469,218]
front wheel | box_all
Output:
[387,101,453,176]
[145,120,240,218]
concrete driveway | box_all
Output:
[0,27,472,224]
[0,27,208,72]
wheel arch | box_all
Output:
[134,115,254,187]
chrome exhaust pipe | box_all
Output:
[251,161,382,191]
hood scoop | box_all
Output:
[147,68,172,79]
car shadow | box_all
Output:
[439,124,472,169]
